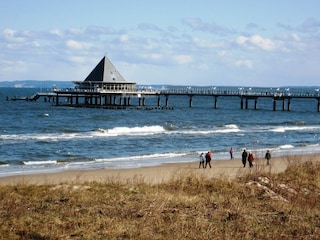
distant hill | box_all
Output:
[0,80,74,88]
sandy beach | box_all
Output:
[1,154,319,186]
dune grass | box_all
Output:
[0,159,319,239]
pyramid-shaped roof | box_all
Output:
[84,56,130,83]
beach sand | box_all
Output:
[0,154,319,186]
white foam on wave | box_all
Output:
[93,125,166,136]
[1,133,79,142]
[271,126,320,133]
[279,144,294,149]
[224,124,239,129]
[23,160,58,165]
[179,124,241,135]
[108,125,165,136]
[216,128,241,133]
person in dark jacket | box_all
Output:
[205,151,212,168]
[265,150,271,165]
[242,149,248,167]
[248,152,254,168]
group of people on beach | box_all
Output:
[242,149,272,168]
[241,149,255,168]
[199,148,272,168]
[199,152,212,168]
[242,149,271,168]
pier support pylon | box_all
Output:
[189,95,193,108]
[214,96,218,109]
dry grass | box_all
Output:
[0,160,320,239]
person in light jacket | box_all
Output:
[199,152,205,168]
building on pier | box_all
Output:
[53,56,162,109]
[73,56,136,92]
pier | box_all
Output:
[7,56,320,112]
[18,86,320,112]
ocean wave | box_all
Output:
[270,126,320,133]
[284,121,305,126]
[178,125,241,135]
[1,133,76,141]
[163,123,177,131]
[1,125,167,142]
[96,152,188,162]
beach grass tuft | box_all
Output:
[0,159,320,239]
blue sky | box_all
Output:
[1,1,320,87]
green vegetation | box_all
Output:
[0,161,319,239]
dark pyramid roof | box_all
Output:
[84,57,104,82]
[84,56,128,83]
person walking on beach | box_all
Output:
[242,149,248,167]
[265,150,271,165]
[199,152,205,168]
[205,151,212,168]
[248,152,254,168]
[229,147,234,159]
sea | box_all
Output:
[1,86,320,177]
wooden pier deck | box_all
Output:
[9,86,320,112]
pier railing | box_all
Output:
[159,86,320,98]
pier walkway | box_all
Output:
[161,86,320,111]
[14,86,320,112]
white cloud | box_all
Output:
[138,23,162,32]
[66,39,91,50]
[2,28,26,42]
[237,35,276,51]
[183,18,234,36]
[68,56,87,64]
[235,59,253,69]
[49,29,63,37]
[140,53,163,61]
[119,34,129,42]
[0,59,26,74]
[193,38,220,49]
[32,41,40,47]
[172,55,193,65]
[217,50,228,57]
[149,53,162,60]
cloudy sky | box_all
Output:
[1,1,320,87]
